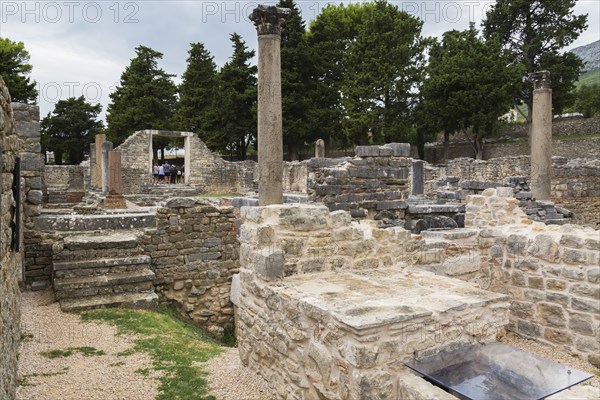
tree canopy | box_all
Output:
[211,33,257,160]
[483,0,587,119]
[41,96,103,165]
[106,45,177,146]
[308,0,426,148]
[418,25,519,159]
[278,0,317,160]
[174,42,219,137]
[0,37,37,104]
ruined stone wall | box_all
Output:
[115,130,153,194]
[425,136,600,163]
[0,78,22,400]
[42,165,86,203]
[235,204,507,400]
[411,189,600,368]
[307,145,412,219]
[141,198,238,335]
[425,156,600,225]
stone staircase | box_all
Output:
[52,232,157,312]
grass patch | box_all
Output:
[82,307,222,400]
[19,368,70,386]
[109,361,125,367]
[41,347,105,359]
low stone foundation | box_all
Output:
[234,204,509,399]
[142,198,239,335]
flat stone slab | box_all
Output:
[33,212,155,232]
[276,269,508,331]
[60,291,158,312]
[408,204,466,214]
[63,232,139,250]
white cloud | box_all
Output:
[0,0,597,123]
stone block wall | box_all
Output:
[307,146,412,219]
[235,204,509,399]
[0,78,22,400]
[42,165,86,203]
[411,189,600,368]
[425,156,600,227]
[424,137,600,163]
[141,198,238,335]
[239,204,412,277]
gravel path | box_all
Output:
[16,290,159,400]
[16,290,597,400]
[16,290,276,400]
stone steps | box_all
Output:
[33,212,155,232]
[54,269,155,300]
[60,292,158,312]
[52,231,157,312]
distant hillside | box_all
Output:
[570,40,600,72]
[576,69,600,89]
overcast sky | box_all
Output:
[1,0,598,122]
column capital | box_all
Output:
[249,5,290,35]
[526,70,551,90]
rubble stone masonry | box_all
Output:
[0,77,22,400]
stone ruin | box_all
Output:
[2,29,600,400]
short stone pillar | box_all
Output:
[315,139,325,158]
[92,134,106,188]
[103,150,126,209]
[528,71,552,200]
[412,160,424,195]
[101,141,113,194]
[89,143,96,187]
[250,5,290,206]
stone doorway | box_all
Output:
[147,130,192,185]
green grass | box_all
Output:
[81,307,222,400]
[576,69,600,89]
[40,346,105,359]
[19,368,70,386]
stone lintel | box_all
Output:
[249,5,290,35]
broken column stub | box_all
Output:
[315,139,325,158]
[101,141,113,194]
[528,71,552,201]
[250,5,290,206]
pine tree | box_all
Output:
[0,38,37,103]
[106,46,177,146]
[41,96,103,165]
[278,0,316,160]
[483,0,587,120]
[418,25,519,160]
[211,34,257,160]
[175,42,219,138]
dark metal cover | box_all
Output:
[405,342,593,400]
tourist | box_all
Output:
[152,163,159,183]
[170,163,178,184]
[164,162,171,184]
[158,163,165,183]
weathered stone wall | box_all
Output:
[425,136,600,163]
[141,198,238,335]
[307,145,412,219]
[425,156,600,227]
[42,165,86,203]
[411,189,600,368]
[235,204,509,399]
[0,77,22,400]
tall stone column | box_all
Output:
[250,5,289,206]
[528,71,552,200]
